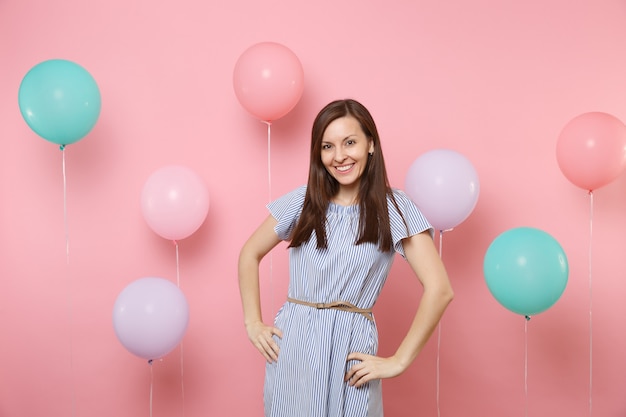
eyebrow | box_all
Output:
[322,134,359,142]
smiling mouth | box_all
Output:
[335,164,354,172]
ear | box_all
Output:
[368,140,375,155]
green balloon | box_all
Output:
[484,227,568,316]
[18,59,101,146]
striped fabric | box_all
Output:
[264,186,432,417]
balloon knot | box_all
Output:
[525,315,531,321]
[148,359,153,365]
[172,240,178,246]
[59,144,66,151]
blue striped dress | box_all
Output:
[265,185,433,417]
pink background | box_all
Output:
[2,0,626,416]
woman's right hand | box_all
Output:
[246,321,283,363]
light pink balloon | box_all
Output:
[141,165,210,241]
[556,112,626,191]
[404,149,480,232]
[233,42,304,122]
[112,277,189,361]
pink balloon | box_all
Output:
[112,277,189,361]
[404,149,480,232]
[233,42,304,122]
[141,165,210,241]
[556,112,626,191]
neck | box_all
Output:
[332,189,359,206]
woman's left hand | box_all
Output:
[344,352,406,388]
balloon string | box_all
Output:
[589,191,593,416]
[61,146,69,264]
[263,121,272,203]
[148,360,154,417]
[262,120,275,315]
[435,228,452,417]
[438,230,443,257]
[172,241,185,416]
[66,257,76,417]
[61,145,76,417]
[174,240,180,288]
[524,315,530,417]
[435,229,444,417]
[180,343,186,417]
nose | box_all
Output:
[333,147,346,162]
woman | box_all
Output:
[238,98,453,417]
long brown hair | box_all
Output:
[288,99,396,252]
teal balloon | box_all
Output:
[18,59,101,145]
[483,227,568,316]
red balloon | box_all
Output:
[233,42,304,122]
[556,112,626,191]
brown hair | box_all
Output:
[288,99,396,251]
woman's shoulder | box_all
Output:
[267,185,307,212]
[388,187,414,206]
[267,185,307,237]
[387,187,427,221]
[281,185,307,200]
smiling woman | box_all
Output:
[238,98,454,417]
[320,116,375,205]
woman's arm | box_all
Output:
[238,214,284,363]
[346,230,454,386]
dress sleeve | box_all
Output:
[388,189,434,257]
[266,185,307,240]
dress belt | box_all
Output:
[287,297,373,322]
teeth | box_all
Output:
[336,164,353,172]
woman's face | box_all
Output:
[320,116,374,189]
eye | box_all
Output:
[346,139,356,146]
[321,143,332,150]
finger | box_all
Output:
[272,327,284,339]
[347,351,366,362]
[255,337,278,362]
[267,340,280,361]
[353,373,371,388]
[255,343,273,363]
[345,362,364,382]
[264,338,280,362]
[266,330,281,348]
[348,368,367,386]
